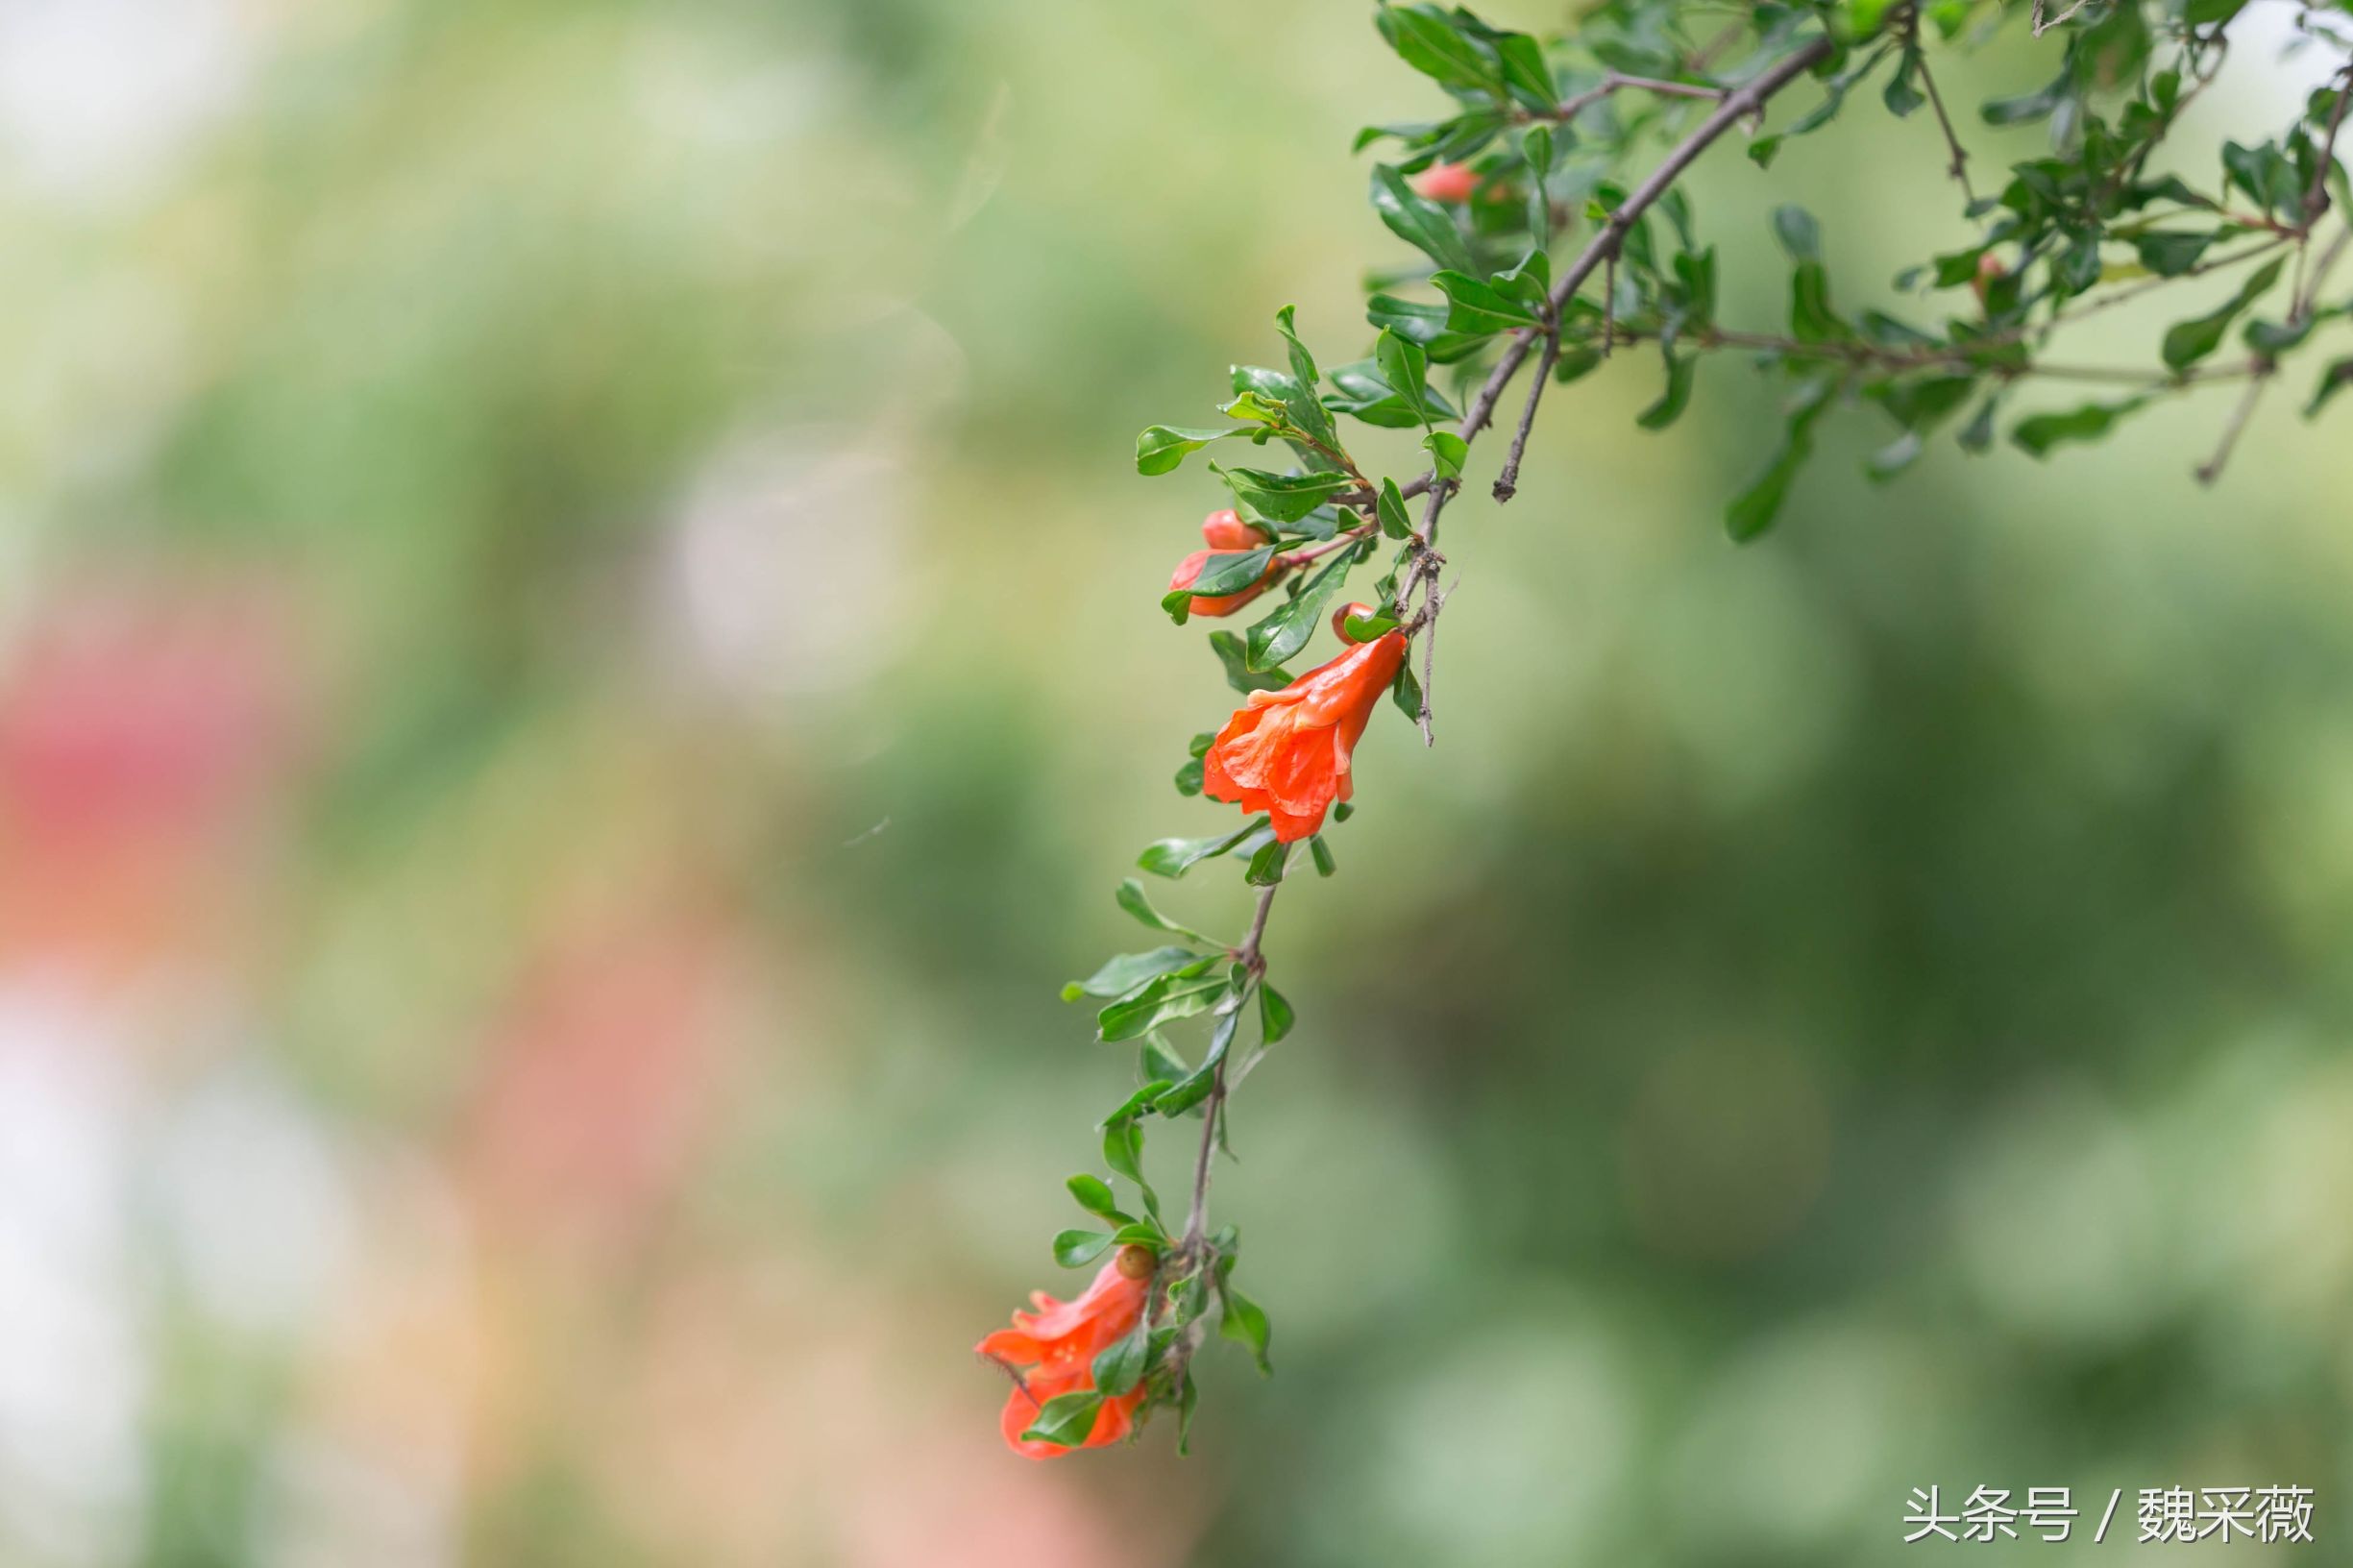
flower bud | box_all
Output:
[1114,1244,1156,1281]
[1331,600,1379,644]
[1412,161,1479,205]
[1169,548,1282,617]
[1199,507,1269,551]
[1972,251,2007,309]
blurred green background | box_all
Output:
[3,0,2350,1563]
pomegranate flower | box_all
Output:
[1204,627,1409,843]
[1169,508,1282,617]
[976,1247,1152,1458]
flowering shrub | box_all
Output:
[984,0,2353,1455]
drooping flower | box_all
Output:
[1412,160,1479,204]
[976,1247,1153,1458]
[1169,508,1283,617]
[1203,626,1409,843]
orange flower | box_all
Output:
[1169,508,1282,617]
[1203,628,1409,842]
[1412,160,1478,204]
[976,1248,1152,1458]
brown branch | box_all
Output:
[1493,327,1563,502]
[1525,70,1730,127]
[2302,66,2352,233]
[2194,367,2271,485]
[1178,882,1277,1262]
[1378,33,1838,739]
[1906,8,1977,204]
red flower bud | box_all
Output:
[1412,161,1479,205]
[1199,507,1268,551]
[1204,631,1409,842]
[1972,251,2007,309]
[1169,527,1284,617]
[1330,600,1378,645]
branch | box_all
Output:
[1524,70,1730,128]
[1906,8,1977,204]
[1179,882,1278,1261]
[1492,324,1563,502]
[1378,33,1837,734]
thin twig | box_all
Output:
[2302,66,2352,232]
[1179,883,1278,1260]
[1493,327,1563,502]
[1528,70,1730,127]
[2033,0,2093,36]
[1907,10,1977,204]
[2194,368,2270,485]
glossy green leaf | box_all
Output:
[1210,629,1291,694]
[1062,946,1200,1003]
[1726,378,1833,542]
[2011,397,2149,456]
[2160,257,2283,370]
[1246,553,1353,672]
[1052,1229,1113,1268]
[1138,821,1262,878]
[1137,425,1242,477]
[1369,163,1481,278]
[1219,1284,1273,1374]
[1019,1389,1105,1447]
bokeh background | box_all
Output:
[3,0,2350,1562]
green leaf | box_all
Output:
[1273,305,1319,388]
[1177,544,1278,598]
[2160,257,2284,371]
[2184,0,2252,23]
[1771,205,1822,263]
[1098,968,1230,1041]
[1155,1004,1243,1117]
[1391,659,1423,720]
[1246,553,1354,672]
[1430,268,1541,332]
[1310,834,1336,875]
[2134,231,2215,278]
[1377,477,1413,539]
[1324,357,1461,427]
[1091,1318,1152,1398]
[1425,429,1468,478]
[1726,379,1834,542]
[1101,1115,1161,1221]
[1214,469,1354,524]
[1260,984,1296,1043]
[1210,630,1291,693]
[2304,356,2353,417]
[1376,330,1433,427]
[1053,1229,1114,1268]
[1116,876,1220,946]
[1137,425,1242,477]
[1138,821,1262,878]
[1634,351,1696,429]
[2245,316,2313,354]
[1218,1284,1273,1374]
[2010,397,2149,456]
[1370,163,1481,278]
[1230,364,1339,453]
[1062,946,1200,1002]
[1177,1372,1199,1456]
[1375,3,1505,94]
[1066,1173,1123,1219]
[1245,838,1289,886]
[1019,1388,1105,1447]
